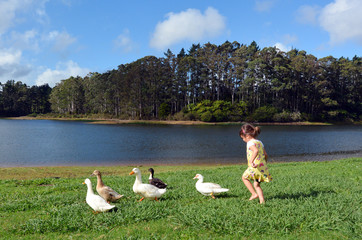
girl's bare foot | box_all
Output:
[260,200,265,204]
[249,194,258,200]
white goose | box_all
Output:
[83,178,116,213]
[193,174,229,199]
[129,168,167,201]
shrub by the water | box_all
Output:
[200,111,214,122]
[249,106,278,122]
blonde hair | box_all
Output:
[239,123,261,138]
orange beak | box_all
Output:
[129,171,135,175]
[82,182,85,184]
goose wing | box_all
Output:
[87,194,115,212]
[204,182,222,188]
[150,177,167,189]
[98,185,123,201]
[137,183,166,198]
[197,182,228,194]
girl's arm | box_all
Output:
[249,145,258,168]
[264,149,268,162]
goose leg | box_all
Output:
[211,193,216,199]
[139,197,145,202]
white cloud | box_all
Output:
[44,30,77,52]
[274,42,291,52]
[150,7,226,50]
[0,48,21,65]
[114,29,135,53]
[319,0,362,45]
[0,29,78,85]
[254,0,274,12]
[296,5,320,25]
[0,0,23,35]
[7,30,39,52]
[283,34,298,45]
[0,48,32,81]
[273,34,297,53]
[0,1,84,86]
[60,0,72,7]
[36,60,89,87]
[0,0,46,36]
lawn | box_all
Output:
[0,158,361,239]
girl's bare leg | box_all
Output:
[242,177,258,200]
[253,181,265,204]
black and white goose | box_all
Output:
[148,168,167,189]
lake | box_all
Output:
[0,119,361,167]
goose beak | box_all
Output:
[129,171,135,175]
[82,182,85,184]
[193,176,197,179]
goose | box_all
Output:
[90,170,123,203]
[193,174,229,199]
[129,168,166,201]
[148,168,167,189]
[82,178,116,213]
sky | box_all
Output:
[0,0,361,87]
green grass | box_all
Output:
[0,158,361,239]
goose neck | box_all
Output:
[86,183,94,195]
[134,171,143,184]
[96,175,104,187]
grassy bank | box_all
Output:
[0,158,361,239]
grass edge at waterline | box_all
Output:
[0,158,361,239]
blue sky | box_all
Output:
[1,0,361,87]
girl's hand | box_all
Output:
[251,161,258,168]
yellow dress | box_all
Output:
[242,139,272,182]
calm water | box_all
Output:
[0,119,361,167]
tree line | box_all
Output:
[1,41,361,122]
[0,80,51,117]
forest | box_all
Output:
[0,41,361,122]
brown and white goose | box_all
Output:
[91,170,123,203]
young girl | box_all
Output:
[239,123,272,204]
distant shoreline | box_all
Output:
[4,116,348,126]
